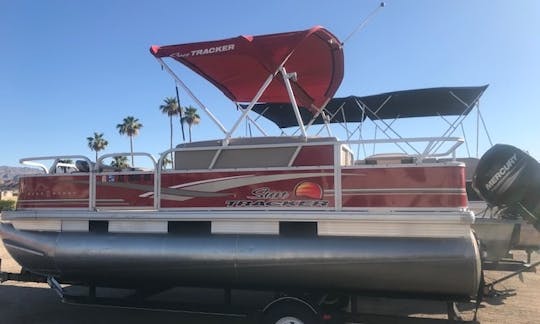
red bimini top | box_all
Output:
[150,26,344,113]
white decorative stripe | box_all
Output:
[325,188,465,193]
[138,175,253,198]
[170,175,253,189]
[339,192,465,196]
[11,208,89,211]
[3,209,475,224]
[18,199,124,202]
[317,221,470,238]
[108,220,168,233]
[12,220,61,232]
[62,220,89,232]
[140,172,335,201]
[178,172,334,192]
[211,220,279,235]
[6,219,471,238]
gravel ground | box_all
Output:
[1,240,538,323]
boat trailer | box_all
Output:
[5,257,529,324]
[483,259,540,296]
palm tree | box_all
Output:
[116,116,142,166]
[181,106,201,143]
[159,97,180,158]
[110,156,130,169]
[86,132,109,162]
[161,155,173,170]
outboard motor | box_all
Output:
[472,144,540,231]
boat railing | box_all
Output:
[20,155,96,210]
[97,152,157,171]
[342,136,464,161]
[156,136,464,210]
[97,153,158,209]
[17,136,463,211]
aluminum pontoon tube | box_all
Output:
[0,223,481,298]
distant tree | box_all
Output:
[87,132,109,162]
[181,106,201,143]
[159,97,180,157]
[0,200,16,211]
[161,155,173,170]
[116,116,142,166]
[110,156,130,169]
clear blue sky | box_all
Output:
[1,0,539,167]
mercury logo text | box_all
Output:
[485,154,518,191]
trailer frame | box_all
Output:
[1,258,484,324]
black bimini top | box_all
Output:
[250,85,489,128]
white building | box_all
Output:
[0,190,16,200]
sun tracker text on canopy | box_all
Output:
[250,85,489,128]
[150,26,344,114]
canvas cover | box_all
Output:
[151,26,344,113]
[250,85,489,128]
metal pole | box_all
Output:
[225,73,275,142]
[476,101,480,157]
[245,114,268,136]
[478,105,493,146]
[320,110,333,137]
[486,260,540,289]
[280,67,307,139]
[156,57,228,135]
[342,2,386,45]
[305,97,331,131]
[429,89,484,155]
[461,123,471,157]
[358,97,416,155]
[176,85,186,141]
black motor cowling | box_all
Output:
[472,144,540,231]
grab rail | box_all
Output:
[97,153,158,209]
[20,155,95,210]
[342,137,464,160]
[97,152,157,171]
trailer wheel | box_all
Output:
[262,297,319,324]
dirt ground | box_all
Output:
[0,241,538,323]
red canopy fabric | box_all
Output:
[150,26,344,113]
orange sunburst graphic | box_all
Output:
[294,181,323,199]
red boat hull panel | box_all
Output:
[16,165,466,210]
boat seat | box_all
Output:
[75,160,127,173]
[176,136,338,148]
[75,160,92,172]
[174,136,339,170]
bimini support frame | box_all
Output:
[426,89,486,156]
[302,98,333,137]
[156,59,312,145]
[225,73,276,144]
[237,104,269,137]
[225,66,310,143]
[350,87,488,159]
[280,67,307,139]
[155,57,229,136]
[357,96,420,156]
